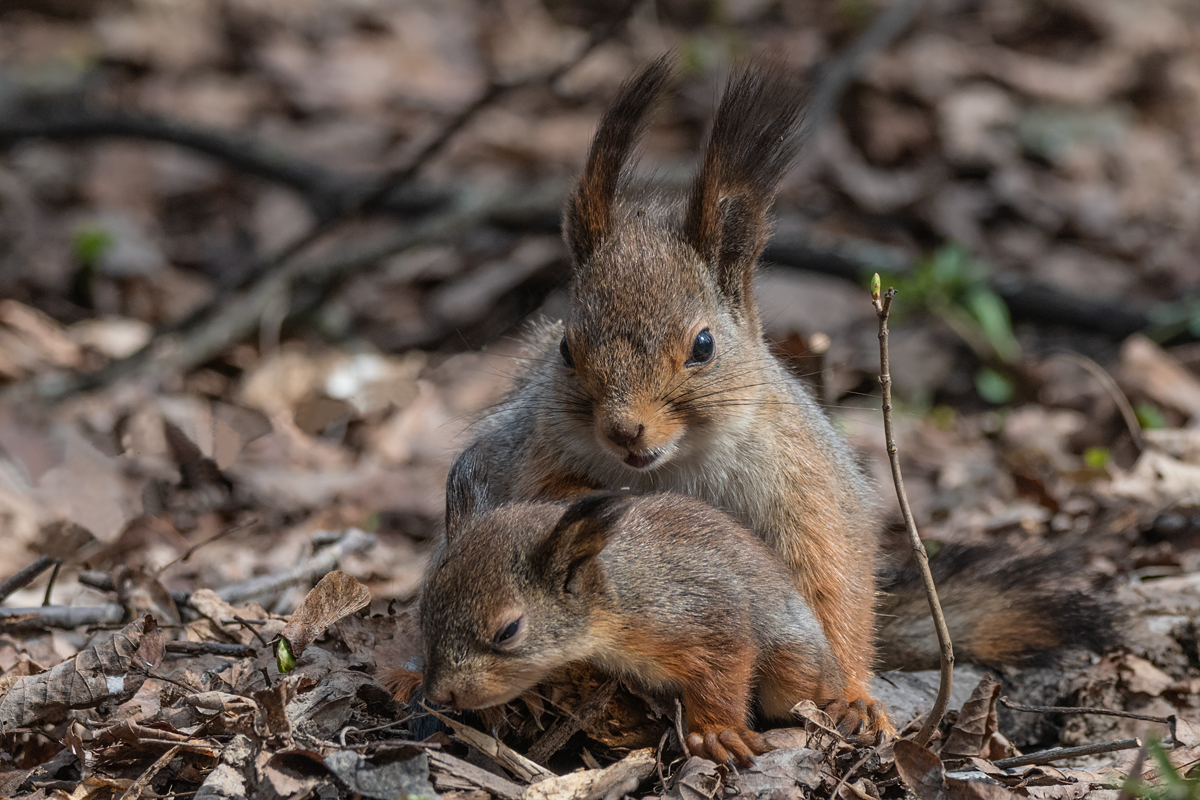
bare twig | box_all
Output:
[118,743,183,800]
[428,750,526,800]
[999,697,1171,725]
[155,516,259,575]
[800,0,928,142]
[41,559,62,606]
[832,749,877,799]
[0,555,55,603]
[871,277,953,748]
[989,738,1142,769]
[1048,352,1145,452]
[79,570,191,606]
[0,604,125,629]
[427,706,555,784]
[164,641,257,658]
[178,0,638,315]
[0,112,444,222]
[360,0,638,212]
[214,528,376,606]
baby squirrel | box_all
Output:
[454,57,884,720]
[420,447,847,767]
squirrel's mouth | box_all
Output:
[624,451,659,469]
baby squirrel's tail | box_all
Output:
[875,543,1117,672]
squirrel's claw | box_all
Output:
[823,697,894,743]
[687,728,772,768]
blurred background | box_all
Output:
[1,0,1199,629]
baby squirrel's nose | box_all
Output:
[606,421,644,449]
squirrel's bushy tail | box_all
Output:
[875,543,1116,672]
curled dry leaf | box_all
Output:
[0,615,164,733]
[896,738,1020,800]
[941,673,1001,760]
[276,570,371,672]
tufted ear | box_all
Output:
[683,60,806,327]
[563,55,674,265]
[444,442,490,543]
[532,493,627,595]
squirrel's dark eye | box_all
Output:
[493,617,524,649]
[687,329,715,366]
[560,336,575,368]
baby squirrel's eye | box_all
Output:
[687,329,715,366]
[492,617,524,650]
[560,336,575,368]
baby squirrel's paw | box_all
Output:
[686,727,772,768]
[822,697,895,744]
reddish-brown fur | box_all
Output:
[419,474,850,766]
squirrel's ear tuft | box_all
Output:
[684,59,806,323]
[445,442,490,543]
[535,493,627,593]
[563,55,674,265]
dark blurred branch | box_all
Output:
[800,0,928,141]
[0,112,448,221]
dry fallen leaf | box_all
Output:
[0,615,165,733]
[941,673,1001,760]
[277,570,371,671]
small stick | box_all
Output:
[0,555,55,602]
[164,642,257,658]
[989,737,1141,769]
[1049,352,1144,453]
[155,516,259,575]
[214,528,376,605]
[0,604,125,629]
[41,559,62,606]
[872,277,954,748]
[832,749,876,799]
[1000,697,1170,724]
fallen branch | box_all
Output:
[164,641,257,658]
[999,697,1170,724]
[801,0,928,142]
[988,738,1142,769]
[214,528,376,606]
[0,113,443,221]
[0,604,125,630]
[0,555,55,603]
[428,750,525,800]
[872,276,953,747]
[524,748,655,800]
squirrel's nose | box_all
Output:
[607,421,644,449]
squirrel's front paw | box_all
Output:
[686,727,772,768]
[822,697,894,743]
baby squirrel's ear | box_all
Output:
[563,55,674,265]
[534,493,627,594]
[684,60,806,324]
[445,442,490,543]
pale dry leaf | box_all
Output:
[1119,655,1174,697]
[279,571,372,660]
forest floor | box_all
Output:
[0,0,1198,797]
